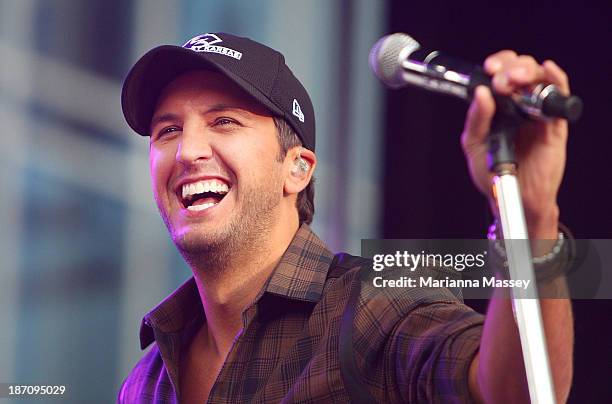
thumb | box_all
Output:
[461,86,496,151]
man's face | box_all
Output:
[149,70,286,258]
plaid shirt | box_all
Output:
[118,224,484,403]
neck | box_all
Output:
[190,213,300,355]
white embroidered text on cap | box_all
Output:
[183,33,242,60]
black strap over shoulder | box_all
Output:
[329,253,377,404]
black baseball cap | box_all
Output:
[121,32,316,151]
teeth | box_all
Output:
[185,183,197,198]
[196,182,205,194]
[181,179,230,199]
[187,202,216,211]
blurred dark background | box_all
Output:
[382,1,612,401]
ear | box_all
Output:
[283,147,316,196]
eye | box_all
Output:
[213,117,240,127]
[153,126,181,141]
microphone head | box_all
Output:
[369,33,421,88]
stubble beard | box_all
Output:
[160,173,284,278]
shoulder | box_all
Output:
[323,252,484,401]
[117,344,172,403]
[324,251,482,352]
[327,252,468,315]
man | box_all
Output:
[118,32,572,403]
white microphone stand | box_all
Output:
[488,102,556,404]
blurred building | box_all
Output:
[0,1,385,402]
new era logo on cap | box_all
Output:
[183,33,243,60]
[292,99,305,122]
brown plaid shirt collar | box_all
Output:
[139,223,334,350]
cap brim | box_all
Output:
[121,45,284,136]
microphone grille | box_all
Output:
[369,33,421,88]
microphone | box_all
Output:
[369,33,583,122]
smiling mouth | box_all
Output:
[179,179,230,212]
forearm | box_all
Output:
[471,210,574,403]
[472,290,573,403]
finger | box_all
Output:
[484,50,518,75]
[542,60,570,95]
[507,55,544,84]
[492,56,545,94]
[461,86,496,149]
[540,61,570,141]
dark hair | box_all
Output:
[273,117,315,225]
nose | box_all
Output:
[175,122,213,165]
